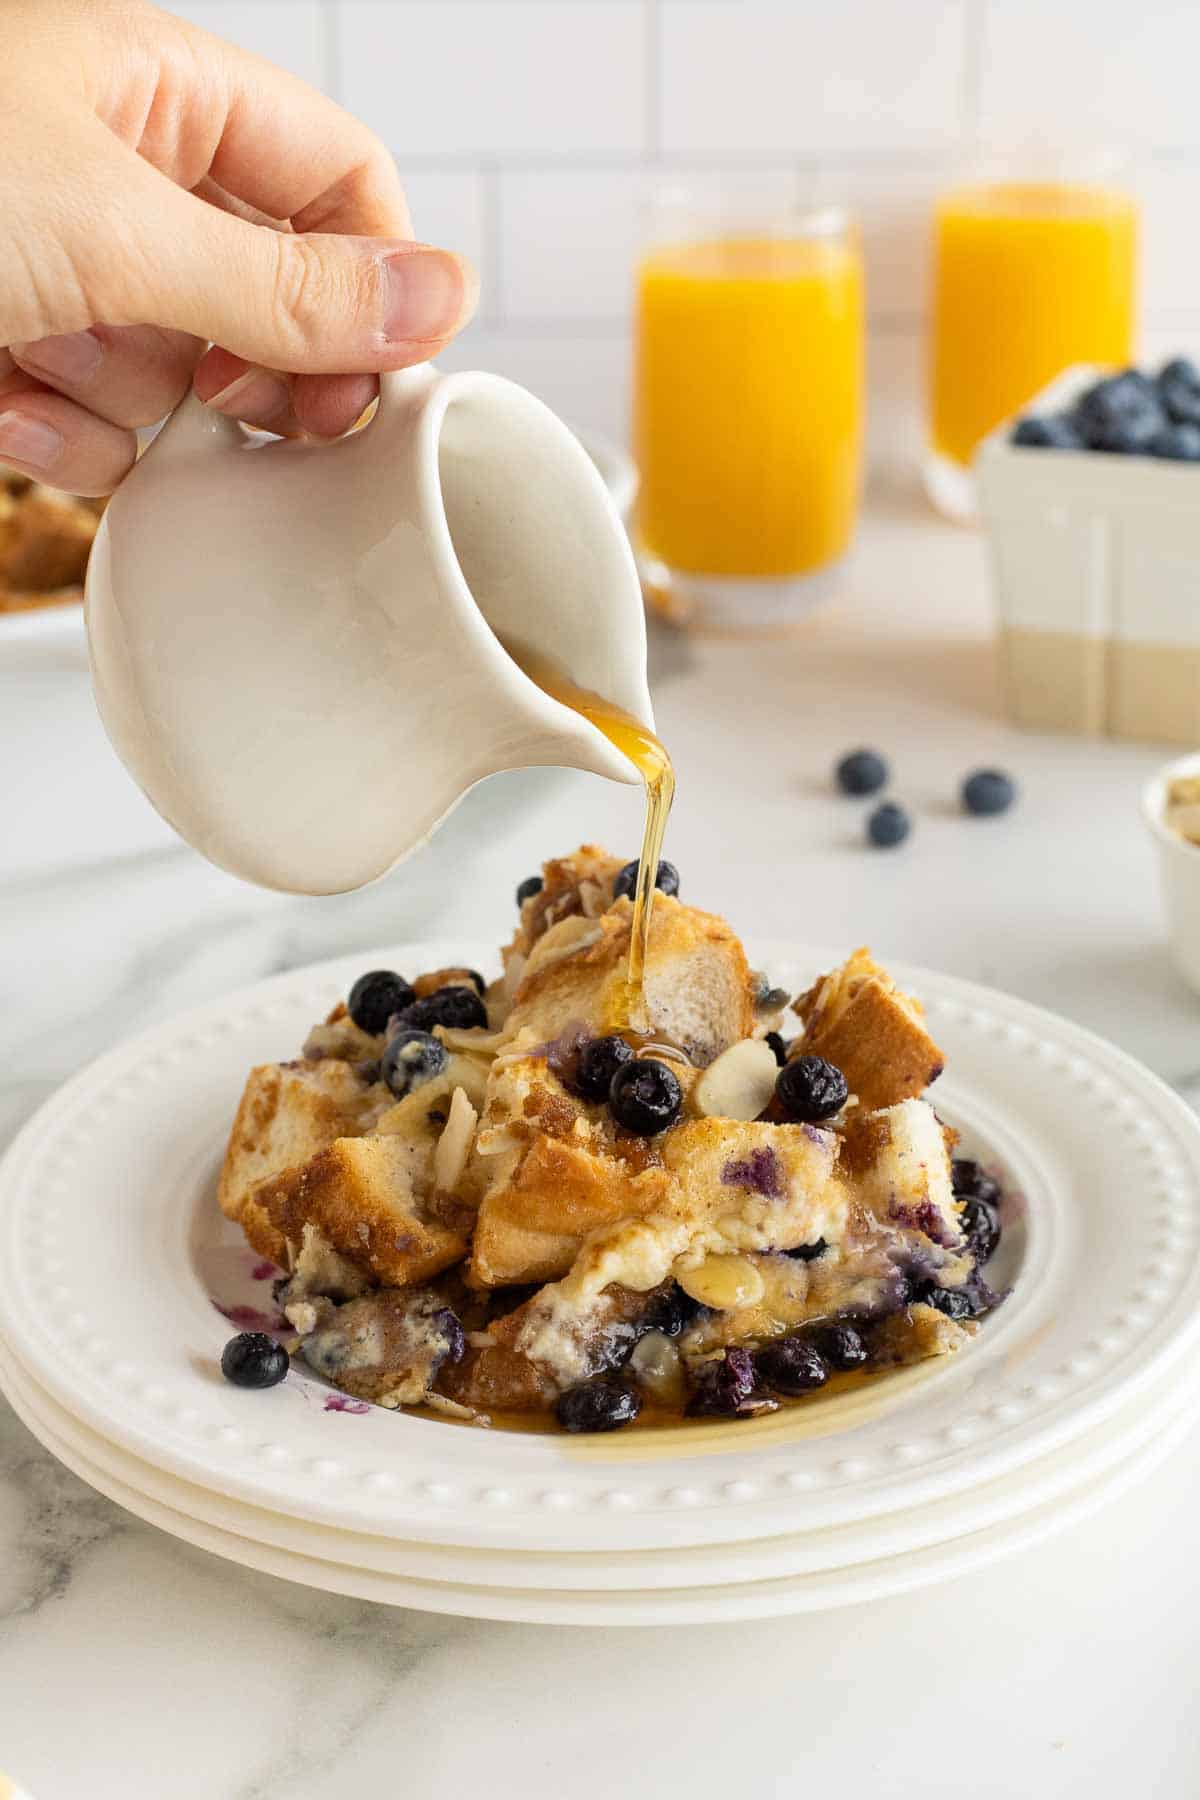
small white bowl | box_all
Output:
[1143,751,1200,994]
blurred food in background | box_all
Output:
[0,474,101,614]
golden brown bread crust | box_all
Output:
[793,948,944,1112]
[507,844,626,963]
[0,478,102,608]
[252,1136,467,1286]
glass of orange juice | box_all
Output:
[927,163,1138,518]
[635,185,864,628]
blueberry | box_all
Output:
[613,858,680,903]
[609,1057,683,1136]
[1011,413,1083,449]
[785,1237,828,1262]
[835,748,889,796]
[686,1346,775,1418]
[640,1283,705,1338]
[1148,423,1200,461]
[755,1337,829,1396]
[1075,370,1165,454]
[393,984,488,1034]
[918,1284,979,1323]
[381,1029,449,1098]
[1158,359,1200,427]
[775,1055,848,1123]
[221,1332,289,1389]
[867,801,910,848]
[961,1196,1002,1264]
[951,1158,1002,1206]
[1159,356,1200,391]
[347,970,415,1035]
[461,969,488,996]
[806,1323,869,1371]
[555,1377,641,1433]
[516,874,543,907]
[765,1030,790,1067]
[573,1033,634,1101]
[961,768,1016,816]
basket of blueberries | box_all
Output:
[976,359,1200,744]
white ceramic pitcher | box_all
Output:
[85,364,652,894]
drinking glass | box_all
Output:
[634,183,864,629]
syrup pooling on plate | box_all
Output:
[503,637,675,1031]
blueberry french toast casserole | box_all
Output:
[217,848,1005,1431]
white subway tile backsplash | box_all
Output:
[338,2,647,156]
[660,0,969,156]
[166,2,327,89]
[438,324,631,444]
[979,0,1200,153]
[1139,164,1200,328]
[401,168,488,291]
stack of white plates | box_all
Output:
[3,942,1199,1625]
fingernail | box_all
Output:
[383,250,474,343]
[12,330,103,385]
[205,367,292,422]
[0,410,64,472]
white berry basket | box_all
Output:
[976,363,1200,745]
[1143,750,1200,996]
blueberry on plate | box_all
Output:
[960,1195,1002,1264]
[613,858,680,903]
[516,874,544,907]
[347,969,415,1035]
[755,1336,829,1396]
[686,1346,777,1418]
[805,1322,869,1371]
[951,1158,1002,1207]
[775,1055,848,1123]
[393,984,488,1034]
[381,1029,449,1098]
[574,1032,634,1101]
[1148,423,1200,461]
[961,768,1016,816]
[835,747,889,796]
[1010,413,1082,450]
[608,1057,683,1136]
[556,1377,641,1432]
[867,801,910,848]
[1075,369,1165,454]
[221,1332,289,1389]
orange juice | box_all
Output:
[635,233,864,581]
[929,182,1137,469]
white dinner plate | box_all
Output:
[4,1340,1194,1625]
[1,1332,1192,1595]
[1,940,1199,1553]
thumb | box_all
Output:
[103,164,478,373]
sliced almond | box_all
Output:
[677,1254,766,1311]
[433,1086,479,1192]
[691,1036,779,1121]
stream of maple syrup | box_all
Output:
[504,638,675,1032]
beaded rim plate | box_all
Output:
[1,939,1198,1553]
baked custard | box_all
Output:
[217,848,1006,1430]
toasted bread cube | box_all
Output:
[793,947,944,1111]
[840,1098,963,1252]
[252,1136,467,1286]
[218,1060,383,1261]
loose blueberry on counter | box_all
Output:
[613,858,680,903]
[775,1055,848,1123]
[755,1336,829,1396]
[393,984,488,1034]
[867,801,910,848]
[951,1158,1002,1207]
[574,1032,635,1101]
[609,1057,683,1135]
[1075,369,1164,454]
[516,874,544,907]
[835,747,889,796]
[806,1322,869,1372]
[221,1332,290,1390]
[785,1237,829,1262]
[765,1030,790,1067]
[961,768,1016,816]
[1010,413,1083,450]
[348,969,415,1035]
[1158,358,1200,427]
[686,1346,776,1418]
[1148,423,1200,461]
[556,1377,642,1432]
[381,1029,450,1098]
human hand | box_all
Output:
[0,0,477,494]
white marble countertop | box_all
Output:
[3,490,1199,1798]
